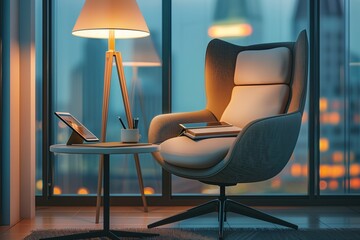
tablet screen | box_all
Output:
[54,112,99,142]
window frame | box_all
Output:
[0,0,3,224]
[36,0,360,207]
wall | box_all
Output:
[19,0,36,220]
[2,0,20,226]
[1,0,35,225]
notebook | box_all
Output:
[180,122,241,140]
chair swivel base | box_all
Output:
[148,186,297,240]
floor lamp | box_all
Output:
[72,0,150,224]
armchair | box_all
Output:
[148,30,308,239]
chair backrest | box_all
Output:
[205,30,308,128]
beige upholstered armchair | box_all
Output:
[148,30,308,239]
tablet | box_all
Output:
[179,121,232,129]
[54,112,99,142]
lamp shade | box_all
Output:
[72,0,150,39]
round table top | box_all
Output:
[50,143,159,155]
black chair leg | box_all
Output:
[218,199,225,240]
[226,199,298,230]
[147,200,218,228]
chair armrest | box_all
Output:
[148,109,217,144]
[233,111,302,181]
[210,111,303,184]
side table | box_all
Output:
[42,143,159,240]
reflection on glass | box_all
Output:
[208,0,253,38]
[121,36,162,127]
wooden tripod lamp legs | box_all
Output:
[95,51,148,224]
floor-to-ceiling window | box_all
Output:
[36,0,360,205]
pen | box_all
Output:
[117,116,126,129]
[133,117,139,129]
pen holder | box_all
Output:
[121,129,141,143]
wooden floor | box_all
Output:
[1,205,360,239]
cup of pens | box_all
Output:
[118,116,141,143]
[121,129,141,143]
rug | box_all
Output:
[24,228,360,240]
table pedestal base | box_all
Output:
[41,152,159,240]
[40,229,158,240]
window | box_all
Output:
[319,0,360,195]
[36,0,360,205]
[37,0,163,197]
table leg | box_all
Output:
[134,153,148,212]
[95,155,103,224]
[103,154,110,231]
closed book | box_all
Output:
[183,126,241,140]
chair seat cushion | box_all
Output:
[160,136,236,169]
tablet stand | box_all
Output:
[66,131,84,145]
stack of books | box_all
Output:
[180,121,241,140]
